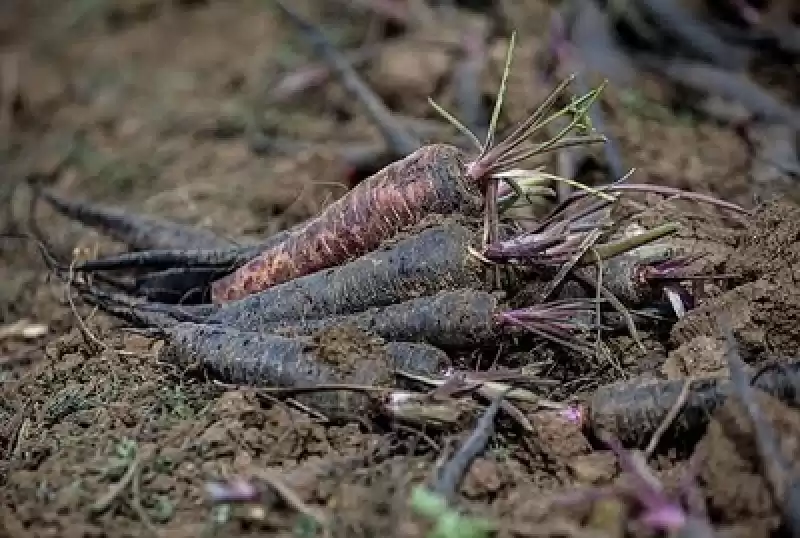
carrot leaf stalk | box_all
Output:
[495,168,616,212]
[639,257,704,318]
[485,221,680,267]
[429,32,607,246]
[498,299,601,356]
[563,183,751,216]
[396,369,565,408]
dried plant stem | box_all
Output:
[645,378,692,458]
[271,0,419,156]
[431,389,508,502]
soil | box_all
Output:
[1,1,799,537]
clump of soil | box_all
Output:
[666,201,800,377]
[697,392,800,536]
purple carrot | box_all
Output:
[584,360,800,447]
[82,218,490,327]
[155,322,449,415]
[252,289,599,352]
[32,184,234,251]
[561,182,751,215]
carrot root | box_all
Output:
[74,245,262,272]
[587,360,800,448]
[211,144,482,303]
[158,323,449,414]
[32,184,234,251]
[209,217,487,326]
[266,289,501,349]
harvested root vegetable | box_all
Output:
[583,360,800,448]
[720,322,800,538]
[33,184,235,251]
[573,244,709,318]
[52,177,518,305]
[40,33,606,307]
[264,289,599,352]
[82,246,269,304]
[132,267,235,304]
[74,245,265,272]
[209,143,483,303]
[156,323,449,415]
[210,60,605,303]
[118,218,491,327]
[32,187,306,303]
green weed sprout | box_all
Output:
[410,486,493,538]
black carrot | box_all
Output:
[157,323,449,414]
[133,267,233,304]
[207,218,490,324]
[585,359,800,448]
[32,184,235,251]
[82,218,490,326]
[265,289,598,352]
[74,244,264,272]
[211,16,605,303]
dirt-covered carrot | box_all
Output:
[78,257,254,305]
[32,184,235,251]
[156,323,449,415]
[210,24,606,303]
[257,289,599,351]
[83,217,489,326]
[133,267,234,304]
[82,278,598,354]
[74,244,265,272]
[209,143,483,303]
[573,244,702,310]
[583,359,800,448]
[32,186,302,303]
[207,218,492,322]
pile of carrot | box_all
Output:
[27,21,751,427]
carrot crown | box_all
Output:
[428,32,608,186]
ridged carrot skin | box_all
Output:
[156,323,450,414]
[210,144,483,304]
[80,218,488,329]
[254,290,501,349]
[160,323,448,386]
